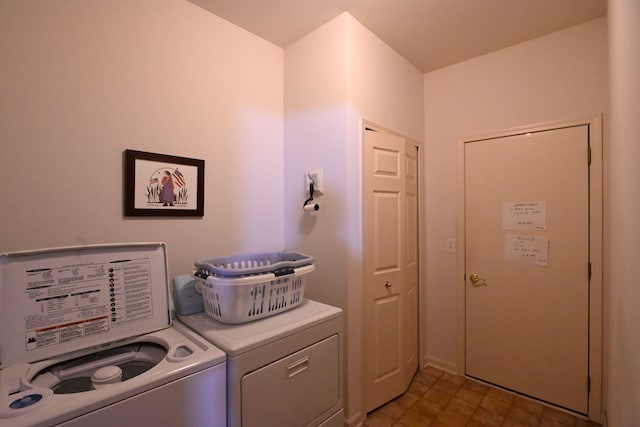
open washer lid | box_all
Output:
[0,243,171,368]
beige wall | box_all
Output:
[607,1,640,425]
[0,0,285,276]
[423,18,608,371]
[284,13,424,426]
[284,14,350,310]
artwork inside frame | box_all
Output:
[124,149,204,217]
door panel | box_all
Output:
[465,125,590,413]
[373,295,401,379]
[373,192,400,271]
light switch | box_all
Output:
[446,238,456,253]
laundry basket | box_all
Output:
[193,251,314,324]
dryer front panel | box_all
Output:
[241,334,340,427]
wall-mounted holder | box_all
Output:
[303,181,320,212]
[303,169,323,212]
[302,182,320,212]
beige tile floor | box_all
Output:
[364,366,601,427]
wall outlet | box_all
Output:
[305,169,324,195]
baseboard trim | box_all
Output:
[424,356,459,375]
[344,410,365,427]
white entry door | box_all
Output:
[363,126,419,412]
[464,124,591,414]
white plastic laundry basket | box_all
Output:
[193,252,314,324]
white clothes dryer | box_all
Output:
[0,243,227,427]
[173,275,344,427]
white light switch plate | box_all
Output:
[446,238,456,253]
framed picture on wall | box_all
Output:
[124,149,205,217]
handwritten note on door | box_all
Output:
[504,234,549,266]
[503,202,546,230]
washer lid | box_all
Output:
[0,243,171,368]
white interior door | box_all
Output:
[363,126,418,412]
[464,125,590,414]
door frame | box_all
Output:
[455,115,603,422]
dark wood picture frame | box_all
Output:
[124,149,204,217]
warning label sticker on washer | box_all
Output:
[22,257,154,351]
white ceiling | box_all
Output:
[187,0,607,73]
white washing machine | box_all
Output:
[0,243,227,427]
[173,275,344,427]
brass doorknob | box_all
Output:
[469,274,486,286]
[385,281,392,288]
